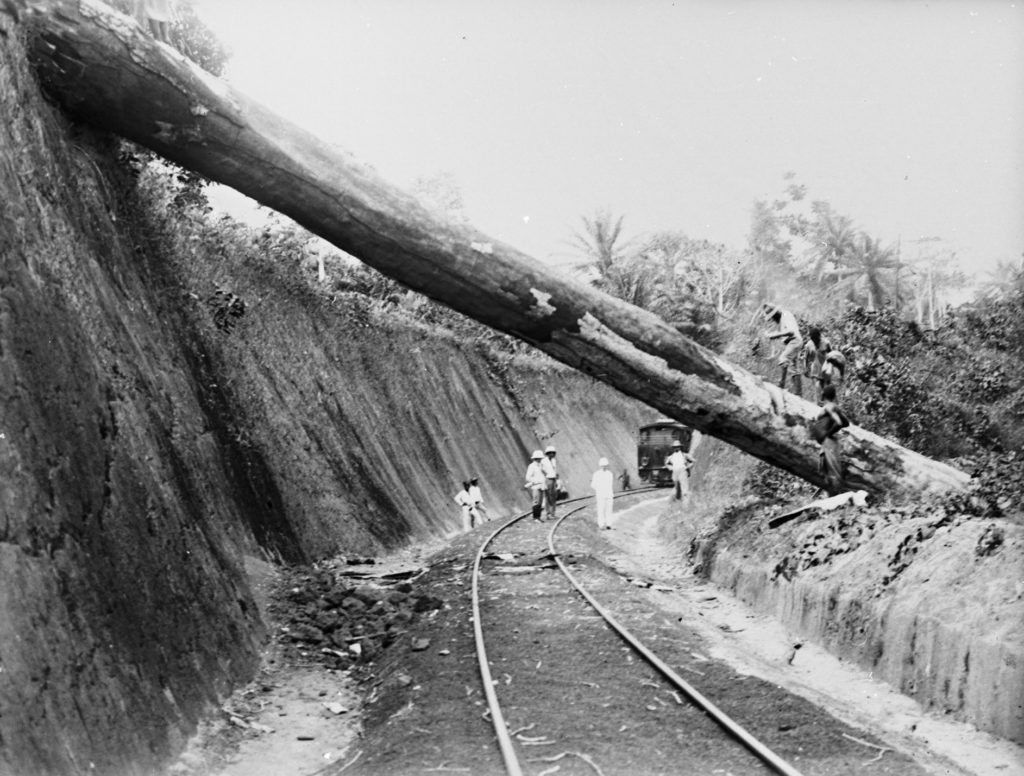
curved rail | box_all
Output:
[469,490,649,774]
[469,488,659,775]
[470,510,530,776]
[545,509,806,776]
[473,487,803,776]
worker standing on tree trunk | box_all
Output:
[135,0,174,43]
[763,303,803,395]
[801,326,832,401]
[821,347,847,401]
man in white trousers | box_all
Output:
[590,457,615,529]
[665,440,695,503]
[524,451,547,521]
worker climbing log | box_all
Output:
[17,0,968,498]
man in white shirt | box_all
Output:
[590,457,615,529]
[764,303,803,394]
[454,481,473,531]
[468,477,486,522]
[524,451,547,521]
[665,440,695,503]
[541,445,559,520]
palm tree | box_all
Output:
[570,209,634,282]
[807,208,857,284]
[830,233,900,310]
[976,257,1024,303]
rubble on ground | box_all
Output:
[271,562,444,669]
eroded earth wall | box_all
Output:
[702,519,1024,745]
[687,442,1024,746]
[0,25,648,776]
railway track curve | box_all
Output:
[471,489,804,776]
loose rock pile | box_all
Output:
[271,564,444,668]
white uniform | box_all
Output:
[665,450,694,501]
[524,462,546,491]
[590,467,615,528]
[454,488,473,530]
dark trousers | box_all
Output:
[545,478,558,518]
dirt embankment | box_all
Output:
[684,440,1024,746]
[0,21,648,776]
[179,247,647,561]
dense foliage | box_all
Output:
[826,303,1024,457]
[570,212,749,351]
[116,155,543,390]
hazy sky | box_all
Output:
[198,0,1023,276]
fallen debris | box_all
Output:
[529,750,607,776]
[841,732,891,765]
[768,490,868,529]
[518,737,556,746]
[336,749,363,773]
[482,552,517,561]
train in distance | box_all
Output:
[637,419,694,487]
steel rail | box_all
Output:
[470,488,660,775]
[546,506,806,776]
[470,509,531,776]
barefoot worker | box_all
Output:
[763,303,803,394]
[811,384,851,494]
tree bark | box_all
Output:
[19,0,968,498]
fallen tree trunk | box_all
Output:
[18,0,968,498]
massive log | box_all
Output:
[17,0,967,498]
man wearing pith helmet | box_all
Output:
[541,445,559,520]
[524,450,547,521]
[665,439,695,503]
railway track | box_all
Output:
[471,489,805,776]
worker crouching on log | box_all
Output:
[811,384,851,495]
